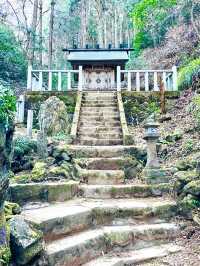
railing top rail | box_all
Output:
[121,69,173,73]
[31,69,79,73]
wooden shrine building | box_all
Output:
[63,48,133,90]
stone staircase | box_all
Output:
[22,92,182,266]
[77,92,123,146]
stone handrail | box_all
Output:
[117,92,134,145]
[70,92,83,142]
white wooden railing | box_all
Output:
[117,66,178,92]
[27,65,83,91]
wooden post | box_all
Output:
[159,77,166,114]
[48,71,52,91]
[117,66,121,92]
[39,71,43,91]
[162,72,167,91]
[27,65,32,90]
[127,71,131,91]
[136,72,140,92]
[68,72,71,91]
[58,71,62,91]
[172,66,178,91]
[27,110,33,138]
[78,66,83,91]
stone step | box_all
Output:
[46,223,179,266]
[82,102,117,107]
[10,181,79,205]
[75,157,126,170]
[81,107,118,112]
[23,198,177,241]
[68,145,141,158]
[79,184,171,199]
[79,121,121,127]
[84,244,182,266]
[81,111,119,117]
[80,115,120,121]
[77,138,123,146]
[79,169,125,185]
[78,127,122,134]
[83,97,117,102]
[78,132,123,139]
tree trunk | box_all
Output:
[49,0,56,69]
[29,0,39,65]
[39,0,43,67]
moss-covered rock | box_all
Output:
[173,170,199,194]
[183,180,200,196]
[9,216,43,265]
[31,162,47,181]
[4,201,21,221]
[178,194,200,217]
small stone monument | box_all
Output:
[142,116,168,184]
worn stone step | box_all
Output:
[81,107,118,112]
[79,169,125,185]
[79,183,172,199]
[77,138,123,146]
[78,127,122,134]
[81,111,119,117]
[82,102,117,107]
[84,244,182,266]
[10,181,79,205]
[46,223,179,266]
[23,198,177,241]
[78,132,123,139]
[75,157,127,170]
[68,145,142,158]
[79,121,121,127]
[80,114,120,121]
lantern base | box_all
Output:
[142,167,169,185]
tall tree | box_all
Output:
[29,0,39,65]
[49,0,56,69]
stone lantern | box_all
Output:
[144,117,160,168]
[143,117,168,184]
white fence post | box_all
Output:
[127,72,131,91]
[16,95,25,123]
[27,65,32,90]
[39,71,43,91]
[163,72,167,90]
[68,72,71,91]
[172,66,178,91]
[136,72,140,92]
[58,71,62,91]
[27,110,33,138]
[154,72,159,91]
[48,71,52,91]
[145,71,149,91]
[117,66,121,92]
[78,66,83,91]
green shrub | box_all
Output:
[13,137,37,158]
[0,85,16,124]
[178,58,200,90]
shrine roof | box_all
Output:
[63,48,132,64]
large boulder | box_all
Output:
[9,216,44,265]
[183,180,200,197]
[38,96,70,136]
